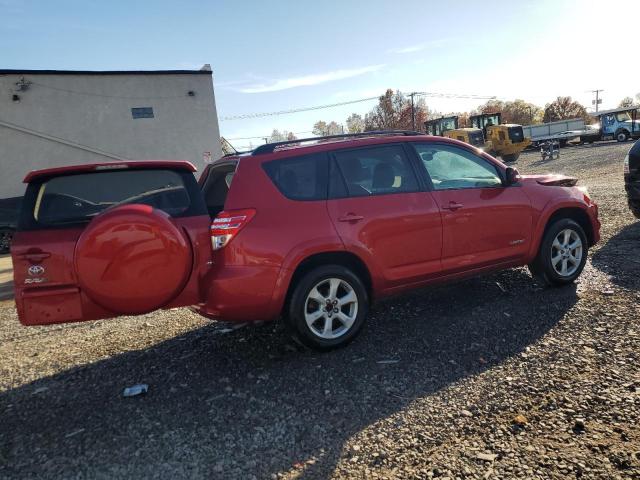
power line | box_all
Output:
[220,91,497,121]
[221,96,380,121]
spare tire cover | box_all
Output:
[75,204,192,314]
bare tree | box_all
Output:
[619,97,637,108]
[362,89,430,131]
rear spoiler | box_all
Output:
[24,160,197,183]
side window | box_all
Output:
[263,153,328,201]
[413,144,503,190]
[331,145,418,197]
[35,169,191,226]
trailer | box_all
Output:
[522,118,585,146]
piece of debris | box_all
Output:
[461,409,473,417]
[513,414,528,426]
[32,386,49,395]
[496,282,507,293]
[376,359,400,365]
[123,384,149,397]
[65,428,85,438]
[573,417,586,432]
[477,452,498,462]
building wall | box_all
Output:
[0,71,222,202]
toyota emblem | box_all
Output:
[28,265,45,276]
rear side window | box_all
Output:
[263,153,328,201]
[34,169,191,226]
[331,145,418,197]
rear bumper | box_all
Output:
[588,203,601,245]
[194,265,281,322]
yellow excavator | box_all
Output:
[424,113,531,163]
[468,113,531,163]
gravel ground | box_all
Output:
[1,141,639,479]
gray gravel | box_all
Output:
[1,141,639,479]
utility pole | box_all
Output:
[591,89,604,113]
[409,92,416,131]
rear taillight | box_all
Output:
[210,209,256,250]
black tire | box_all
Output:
[529,218,588,286]
[616,130,629,142]
[286,265,368,351]
[501,153,519,163]
[0,228,13,255]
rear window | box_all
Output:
[263,153,328,201]
[34,169,191,226]
[331,145,418,197]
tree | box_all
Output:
[362,89,430,131]
[346,113,364,133]
[543,96,589,123]
[474,99,542,125]
[268,129,296,143]
[619,96,637,108]
[312,120,343,136]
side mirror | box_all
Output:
[504,167,520,185]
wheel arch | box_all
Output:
[286,251,373,304]
[540,207,595,247]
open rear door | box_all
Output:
[11,162,211,326]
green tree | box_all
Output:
[543,96,589,123]
[346,113,364,133]
[312,120,343,136]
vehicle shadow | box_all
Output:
[0,267,578,479]
[591,221,640,290]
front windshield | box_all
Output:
[616,112,631,122]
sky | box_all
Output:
[2,0,639,150]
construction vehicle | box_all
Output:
[469,113,531,163]
[424,116,485,147]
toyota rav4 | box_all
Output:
[11,132,600,350]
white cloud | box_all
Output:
[237,65,385,93]
[388,38,450,54]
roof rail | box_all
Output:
[251,130,425,155]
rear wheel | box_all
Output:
[501,153,520,163]
[0,228,13,254]
[529,218,588,286]
[287,265,368,350]
[616,130,629,142]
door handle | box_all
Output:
[338,213,364,223]
[19,252,51,263]
[442,202,464,211]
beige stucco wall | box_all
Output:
[0,71,222,199]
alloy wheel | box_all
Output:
[551,228,583,277]
[304,278,358,339]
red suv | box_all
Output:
[11,132,600,349]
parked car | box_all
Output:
[11,132,600,350]
[624,138,640,218]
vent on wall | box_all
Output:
[131,107,154,119]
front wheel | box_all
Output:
[287,265,368,350]
[501,153,520,163]
[529,219,588,286]
[616,130,629,142]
